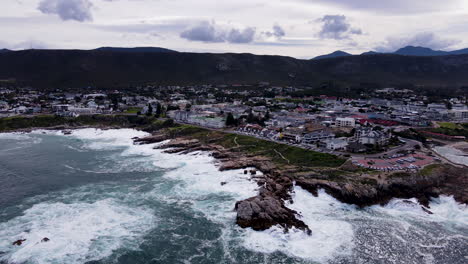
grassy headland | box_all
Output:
[0,115,345,168]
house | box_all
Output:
[279,129,303,143]
[451,109,468,121]
[321,138,348,150]
[355,128,390,146]
[302,129,335,144]
[0,101,9,111]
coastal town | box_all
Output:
[1,84,468,171]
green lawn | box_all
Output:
[124,107,142,114]
[168,125,346,168]
[0,115,346,168]
[438,122,459,129]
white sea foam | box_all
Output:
[68,128,149,151]
[242,187,355,262]
[3,128,466,263]
[373,195,468,228]
[0,199,155,264]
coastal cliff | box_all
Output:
[134,127,468,233]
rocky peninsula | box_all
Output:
[1,116,466,233]
[134,126,468,233]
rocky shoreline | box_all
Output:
[134,131,468,234]
[4,124,465,234]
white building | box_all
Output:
[355,128,390,146]
[451,109,468,121]
[322,138,348,150]
[335,117,356,127]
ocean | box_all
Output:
[0,129,466,264]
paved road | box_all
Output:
[174,121,425,159]
[348,138,422,159]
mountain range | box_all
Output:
[313,46,468,60]
[1,47,468,89]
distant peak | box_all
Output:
[393,46,446,56]
[313,50,352,60]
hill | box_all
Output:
[320,46,468,58]
[394,46,448,56]
[313,50,351,60]
[1,49,468,88]
[92,47,177,53]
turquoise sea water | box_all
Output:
[0,129,466,264]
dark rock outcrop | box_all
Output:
[235,176,311,234]
[134,134,169,144]
[12,239,26,246]
[133,131,466,235]
[296,164,467,208]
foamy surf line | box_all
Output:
[0,199,155,264]
[0,128,261,263]
[2,128,467,263]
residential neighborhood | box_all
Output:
[1,84,467,172]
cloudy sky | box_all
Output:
[2,0,468,58]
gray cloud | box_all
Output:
[180,21,225,42]
[375,32,460,52]
[317,15,362,40]
[226,27,256,43]
[180,21,256,44]
[263,25,286,39]
[38,0,93,22]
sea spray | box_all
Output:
[0,129,466,264]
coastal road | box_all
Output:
[348,138,422,159]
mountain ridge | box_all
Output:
[1,48,468,88]
[92,47,177,53]
[315,45,468,59]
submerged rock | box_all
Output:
[12,239,26,246]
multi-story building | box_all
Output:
[335,117,356,127]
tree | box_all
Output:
[446,101,453,110]
[146,103,153,116]
[155,103,162,118]
[247,111,255,124]
[226,113,237,127]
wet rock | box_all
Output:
[235,176,311,234]
[134,134,169,144]
[12,239,26,246]
[422,207,433,215]
[235,195,311,234]
[220,182,227,186]
[41,237,50,243]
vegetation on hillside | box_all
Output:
[164,124,346,168]
[2,49,468,88]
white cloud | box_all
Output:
[375,32,460,52]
